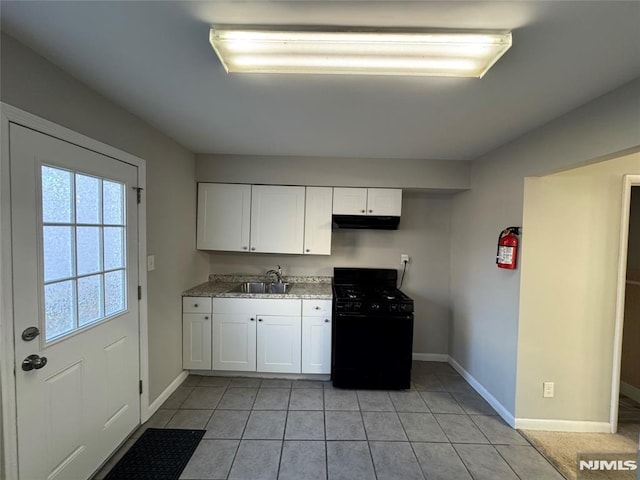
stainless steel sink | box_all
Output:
[231,282,293,294]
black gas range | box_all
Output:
[331,268,414,390]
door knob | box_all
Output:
[22,354,47,371]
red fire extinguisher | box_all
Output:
[496,226,521,269]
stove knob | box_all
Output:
[370,303,380,311]
[389,304,398,312]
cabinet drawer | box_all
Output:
[183,296,212,314]
[302,299,332,316]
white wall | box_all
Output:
[518,153,640,423]
[196,154,470,191]
[0,33,209,402]
[449,77,640,417]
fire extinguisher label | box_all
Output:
[498,246,514,264]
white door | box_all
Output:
[250,185,306,254]
[197,183,251,251]
[304,187,333,255]
[332,187,367,215]
[366,188,402,216]
[302,316,332,374]
[212,314,256,371]
[256,316,301,374]
[182,314,212,370]
[10,124,140,480]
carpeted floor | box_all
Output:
[521,423,639,480]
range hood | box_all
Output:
[332,214,400,230]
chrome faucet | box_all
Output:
[266,265,284,283]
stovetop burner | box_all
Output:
[333,268,414,314]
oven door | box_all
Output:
[331,312,413,390]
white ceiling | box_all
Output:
[2,1,639,160]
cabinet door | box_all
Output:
[183,314,212,370]
[302,316,332,374]
[366,188,402,216]
[213,314,256,371]
[333,187,367,215]
[256,316,301,373]
[250,185,306,254]
[197,183,251,251]
[304,187,333,255]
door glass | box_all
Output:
[41,165,128,342]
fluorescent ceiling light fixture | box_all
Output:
[209,26,512,77]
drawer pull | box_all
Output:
[258,318,263,322]
[314,306,320,310]
[324,319,330,323]
[194,303,199,308]
[204,316,209,320]
[250,318,255,322]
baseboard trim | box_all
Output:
[147,370,189,417]
[412,353,448,362]
[620,381,640,404]
[447,356,516,428]
[515,418,611,433]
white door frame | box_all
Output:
[609,174,640,433]
[0,103,150,479]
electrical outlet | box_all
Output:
[400,254,409,265]
[147,255,155,272]
[543,382,554,398]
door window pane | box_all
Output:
[45,280,76,340]
[104,227,124,270]
[41,165,129,343]
[76,174,101,224]
[103,180,124,225]
[42,166,73,223]
[105,270,125,316]
[78,274,104,326]
[43,226,75,282]
[77,227,102,275]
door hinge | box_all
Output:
[133,187,143,204]
[139,380,143,395]
[138,285,142,300]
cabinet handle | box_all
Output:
[361,209,366,213]
[243,246,248,250]
[204,316,209,320]
[258,318,263,322]
[194,303,199,308]
[251,247,256,251]
[250,318,255,322]
[324,319,330,323]
[306,249,310,252]
[368,209,373,213]
[314,306,320,310]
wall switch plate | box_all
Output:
[147,255,155,272]
[543,382,554,398]
[401,254,409,265]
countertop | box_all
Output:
[182,274,333,300]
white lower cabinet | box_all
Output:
[212,313,256,372]
[257,315,301,373]
[301,300,333,374]
[182,297,213,370]
[212,298,302,373]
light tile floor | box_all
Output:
[94,361,564,480]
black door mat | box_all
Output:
[104,428,205,480]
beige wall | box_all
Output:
[0,33,209,402]
[196,154,470,191]
[450,77,640,417]
[204,190,453,355]
[518,153,640,422]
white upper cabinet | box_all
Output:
[366,188,402,216]
[333,188,402,216]
[197,183,251,251]
[304,187,333,255]
[332,187,368,215]
[250,185,306,254]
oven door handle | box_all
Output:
[335,312,412,320]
